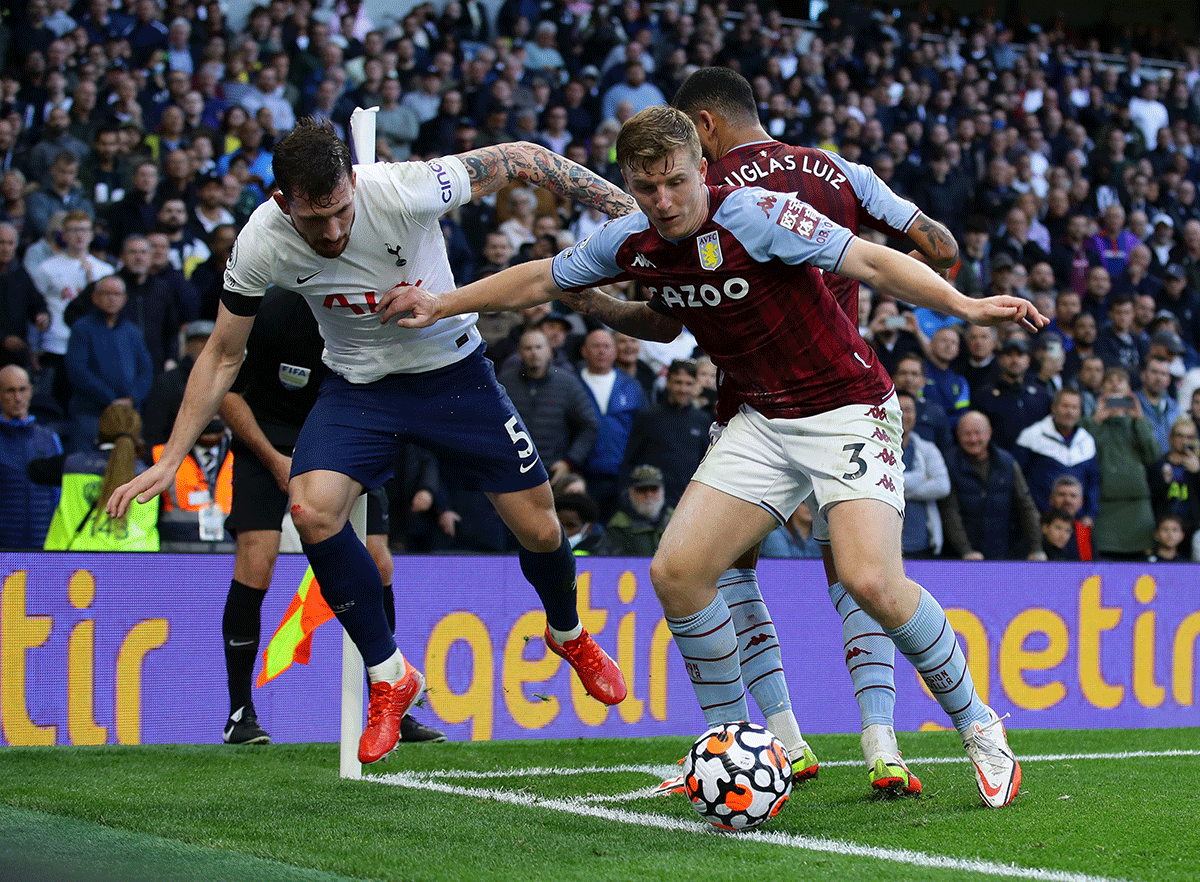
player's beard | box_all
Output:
[307,232,351,258]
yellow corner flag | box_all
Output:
[256,566,335,687]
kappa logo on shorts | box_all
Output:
[875,448,897,467]
[865,405,889,421]
[876,475,897,493]
[871,427,891,443]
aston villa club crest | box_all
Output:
[696,230,723,270]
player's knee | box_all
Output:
[517,512,563,551]
[839,564,889,610]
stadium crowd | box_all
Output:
[3,0,1200,561]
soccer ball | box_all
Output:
[682,721,792,831]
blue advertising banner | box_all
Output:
[2,553,1197,746]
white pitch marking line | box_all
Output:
[371,770,1133,882]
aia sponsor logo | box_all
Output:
[323,279,423,313]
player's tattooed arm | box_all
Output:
[558,287,682,342]
[458,142,638,218]
[906,212,958,269]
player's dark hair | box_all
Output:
[671,67,759,126]
[272,117,354,206]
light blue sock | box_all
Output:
[828,581,896,729]
[885,587,990,733]
[720,568,790,717]
[667,593,748,727]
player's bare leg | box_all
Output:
[291,469,423,763]
[827,498,1020,806]
[490,483,626,704]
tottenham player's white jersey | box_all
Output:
[223,157,481,383]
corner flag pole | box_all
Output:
[339,106,379,781]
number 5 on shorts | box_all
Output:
[505,416,535,460]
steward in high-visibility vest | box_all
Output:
[152,431,233,513]
[43,403,159,551]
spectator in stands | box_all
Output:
[26,150,93,240]
[891,352,951,453]
[1040,508,1079,561]
[111,234,183,374]
[1051,213,1100,296]
[940,410,1045,560]
[193,173,235,234]
[897,389,949,559]
[1095,294,1148,381]
[142,319,212,449]
[866,299,925,377]
[26,109,90,189]
[760,502,822,559]
[41,401,159,550]
[1087,203,1139,280]
[1082,366,1161,560]
[954,324,1002,401]
[604,464,673,556]
[555,491,608,556]
[107,159,160,253]
[1156,264,1200,351]
[1015,387,1100,519]
[577,327,647,522]
[375,74,420,162]
[1145,513,1189,562]
[498,327,597,485]
[953,214,993,297]
[1146,415,1200,556]
[924,325,971,428]
[63,274,153,452]
[613,329,657,400]
[600,60,664,123]
[1049,474,1094,560]
[0,222,49,370]
[191,223,237,321]
[620,358,709,508]
[0,364,62,549]
[79,124,128,224]
[1136,355,1181,452]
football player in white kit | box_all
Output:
[109,118,636,764]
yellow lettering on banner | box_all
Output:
[1133,576,1165,708]
[67,570,107,745]
[999,609,1067,710]
[1079,575,1124,709]
[569,572,608,726]
[919,609,987,731]
[1,570,56,745]
[1173,612,1200,706]
[503,611,560,729]
[648,618,673,721]
[425,613,493,741]
[114,619,168,744]
[616,570,644,724]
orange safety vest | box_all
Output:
[152,443,234,513]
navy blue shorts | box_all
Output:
[290,345,548,493]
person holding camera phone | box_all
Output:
[867,299,926,376]
[1081,366,1161,560]
[1146,415,1200,559]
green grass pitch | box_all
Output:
[1,727,1197,882]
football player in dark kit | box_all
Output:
[218,287,444,746]
[379,106,1043,808]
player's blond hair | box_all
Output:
[615,106,702,176]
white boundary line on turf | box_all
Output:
[372,770,1133,882]
[391,748,1200,782]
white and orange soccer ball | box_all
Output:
[682,721,793,831]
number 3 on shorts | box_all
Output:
[842,442,866,480]
[505,416,535,460]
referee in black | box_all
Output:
[218,287,445,745]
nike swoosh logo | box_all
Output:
[519,458,540,474]
[223,723,235,739]
[297,270,323,284]
[973,761,1004,798]
[228,639,255,647]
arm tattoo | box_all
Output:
[563,289,680,341]
[911,215,959,266]
[458,143,638,218]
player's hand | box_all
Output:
[438,510,460,537]
[411,489,433,512]
[966,295,1048,333]
[270,452,292,493]
[106,461,176,518]
[376,284,440,328]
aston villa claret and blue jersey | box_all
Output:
[551,185,896,420]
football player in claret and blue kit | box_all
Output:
[378,106,1045,807]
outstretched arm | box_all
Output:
[839,238,1047,331]
[456,141,637,218]
[557,287,682,342]
[377,259,563,327]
